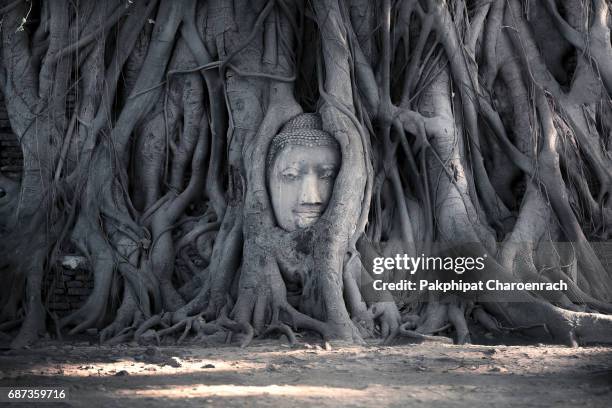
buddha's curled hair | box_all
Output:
[266,113,340,172]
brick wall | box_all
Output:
[0,93,23,178]
[45,267,94,315]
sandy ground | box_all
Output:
[0,338,611,408]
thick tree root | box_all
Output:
[260,323,297,346]
[99,290,142,344]
[0,319,23,332]
[10,302,45,349]
[485,301,612,346]
[218,317,254,348]
[384,322,453,345]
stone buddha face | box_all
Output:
[267,113,341,232]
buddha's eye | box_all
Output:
[319,169,337,180]
[281,171,299,182]
[0,188,5,199]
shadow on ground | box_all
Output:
[0,339,611,407]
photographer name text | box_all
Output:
[372,279,568,292]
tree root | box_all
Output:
[218,317,254,348]
[134,314,165,340]
[484,300,612,346]
[260,323,297,346]
[100,290,142,344]
[472,306,502,334]
[0,319,23,332]
[10,303,45,349]
[448,302,471,345]
[384,299,473,345]
[384,322,453,345]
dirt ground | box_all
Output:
[0,337,611,408]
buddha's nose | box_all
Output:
[300,174,323,205]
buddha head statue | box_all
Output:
[266,113,341,232]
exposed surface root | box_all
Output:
[261,323,297,346]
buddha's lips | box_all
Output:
[294,209,322,218]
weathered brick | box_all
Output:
[65,295,82,302]
[0,166,21,173]
[0,96,21,176]
[67,287,91,296]
[54,288,65,295]
[66,280,83,288]
[48,302,70,310]
[70,301,86,309]
[0,151,22,158]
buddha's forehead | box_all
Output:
[273,145,340,170]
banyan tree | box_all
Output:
[2,0,612,349]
